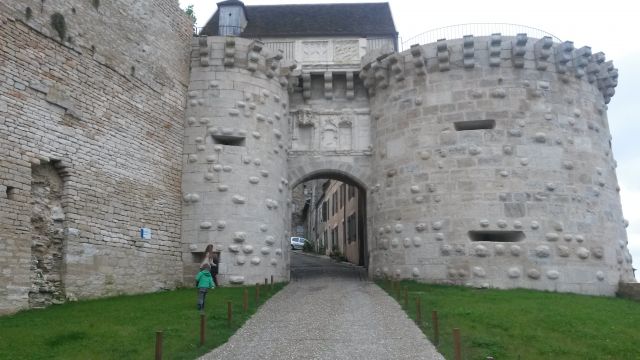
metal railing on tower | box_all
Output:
[401,23,562,50]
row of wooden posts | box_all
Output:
[154,275,276,360]
[386,279,489,360]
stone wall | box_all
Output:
[0,0,191,314]
[182,36,291,286]
[288,70,371,154]
[617,282,640,301]
[362,35,633,295]
[0,0,191,93]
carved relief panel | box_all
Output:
[291,108,370,153]
[293,109,316,150]
[321,116,339,150]
[302,41,329,62]
[334,40,360,63]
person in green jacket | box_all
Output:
[196,263,215,311]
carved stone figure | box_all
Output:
[321,116,339,149]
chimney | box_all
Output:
[217,0,247,36]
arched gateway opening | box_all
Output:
[288,160,371,271]
[290,173,368,269]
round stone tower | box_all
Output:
[361,34,634,295]
[182,36,292,286]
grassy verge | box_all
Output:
[0,283,285,360]
[378,280,640,360]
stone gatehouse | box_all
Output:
[0,0,635,314]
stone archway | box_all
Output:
[288,156,372,189]
[288,155,372,268]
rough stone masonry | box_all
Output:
[0,0,635,314]
[361,36,634,295]
[0,0,191,314]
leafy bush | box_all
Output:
[183,4,196,24]
[302,239,314,253]
[329,251,347,262]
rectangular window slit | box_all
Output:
[454,119,496,131]
[468,230,525,242]
[6,186,16,200]
[212,135,246,147]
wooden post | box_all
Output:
[415,297,422,326]
[264,278,268,286]
[243,288,248,312]
[395,282,401,300]
[200,314,206,346]
[453,328,462,360]
[432,310,440,346]
[155,331,163,360]
[403,286,408,308]
[255,283,260,304]
[227,301,233,327]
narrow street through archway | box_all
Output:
[290,249,366,281]
[200,252,443,360]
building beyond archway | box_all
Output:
[290,172,369,268]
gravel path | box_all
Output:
[199,252,444,360]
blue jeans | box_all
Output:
[197,288,208,311]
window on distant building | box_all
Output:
[331,226,338,251]
[342,221,346,250]
[348,184,355,200]
[323,230,328,252]
[347,213,357,243]
[321,201,328,222]
[332,192,337,215]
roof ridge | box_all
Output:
[201,2,397,38]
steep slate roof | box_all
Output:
[200,2,397,38]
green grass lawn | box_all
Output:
[0,283,285,360]
[378,280,640,360]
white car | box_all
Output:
[290,237,306,250]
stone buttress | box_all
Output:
[361,35,633,295]
[182,36,292,285]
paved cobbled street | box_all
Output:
[200,252,444,360]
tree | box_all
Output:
[184,4,196,25]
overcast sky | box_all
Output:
[180,0,640,276]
